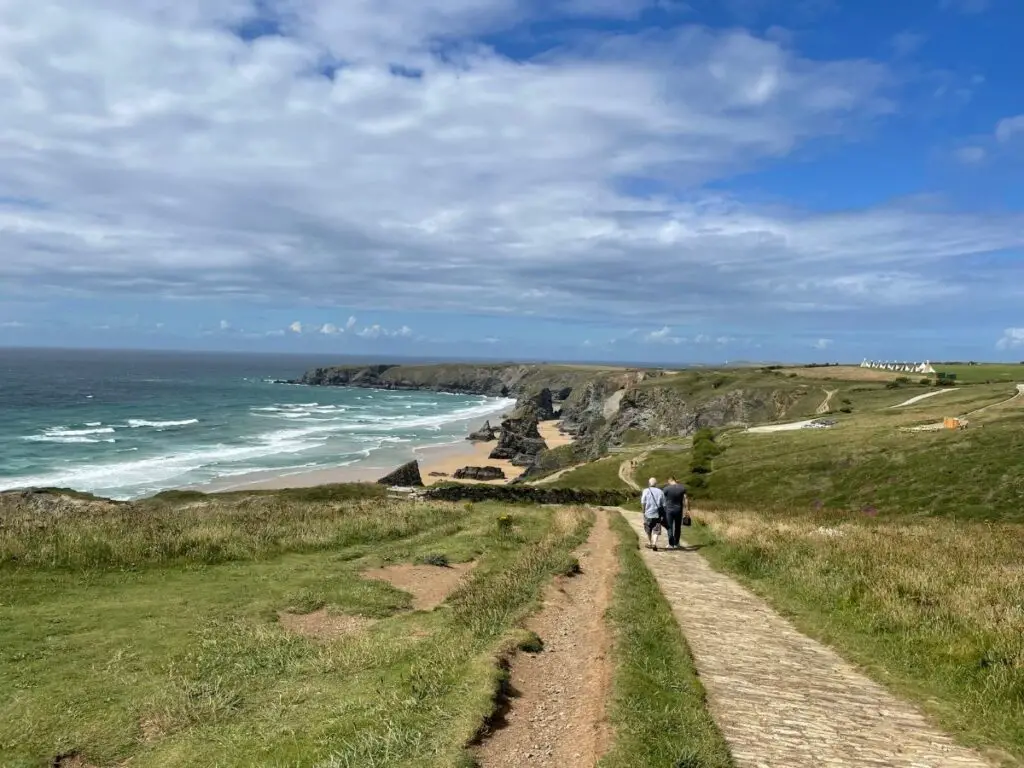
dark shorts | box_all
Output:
[643,516,662,536]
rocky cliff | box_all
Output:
[296,362,815,472]
[297,363,601,398]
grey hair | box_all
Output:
[648,477,657,486]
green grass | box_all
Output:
[932,363,1024,384]
[546,455,629,491]
[0,491,592,767]
[599,513,733,768]
[637,406,1024,521]
[687,508,1024,764]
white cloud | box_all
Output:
[1,321,27,328]
[813,338,833,349]
[645,326,682,344]
[319,322,340,335]
[266,329,285,337]
[356,323,413,339]
[995,115,1024,144]
[996,328,1024,350]
[219,319,232,330]
[0,0,1019,332]
[346,316,358,330]
[890,32,926,58]
[954,146,986,164]
[288,321,303,334]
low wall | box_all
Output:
[423,484,632,506]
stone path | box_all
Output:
[619,509,994,768]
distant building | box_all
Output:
[860,359,935,374]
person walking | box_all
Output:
[662,475,689,549]
[640,477,666,551]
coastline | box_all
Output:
[199,416,572,493]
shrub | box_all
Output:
[839,407,853,414]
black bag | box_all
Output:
[682,514,692,527]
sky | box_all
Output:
[0,0,1022,364]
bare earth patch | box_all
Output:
[51,753,99,768]
[475,509,619,768]
[363,561,477,611]
[788,366,901,382]
[278,608,376,640]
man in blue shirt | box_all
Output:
[640,477,666,551]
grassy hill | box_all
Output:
[0,487,729,768]
[628,376,1024,762]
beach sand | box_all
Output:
[203,420,573,492]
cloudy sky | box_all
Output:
[1,0,1022,363]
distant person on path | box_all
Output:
[640,477,666,551]
[662,476,689,549]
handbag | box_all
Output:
[682,513,692,527]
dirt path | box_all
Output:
[475,509,619,768]
[816,388,838,414]
[617,452,644,490]
[618,509,994,767]
[528,464,586,485]
[889,389,951,408]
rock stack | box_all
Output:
[376,460,424,487]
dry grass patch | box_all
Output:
[277,609,376,640]
[362,561,477,611]
[787,366,902,382]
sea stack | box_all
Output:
[377,460,424,487]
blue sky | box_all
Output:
[0,0,1022,363]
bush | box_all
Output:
[839,407,853,414]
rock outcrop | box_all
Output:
[489,415,547,465]
[377,460,424,487]
[466,420,498,442]
[515,388,556,421]
[453,466,506,481]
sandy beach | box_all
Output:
[202,420,573,492]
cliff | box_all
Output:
[296,363,611,398]
[296,362,818,471]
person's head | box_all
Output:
[648,477,657,487]
[668,476,676,484]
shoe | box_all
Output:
[652,544,658,552]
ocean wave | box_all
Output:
[42,426,116,437]
[126,418,199,429]
[25,435,116,445]
[0,431,324,498]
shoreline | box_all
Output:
[198,417,572,493]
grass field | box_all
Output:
[931,363,1024,384]
[688,507,1024,764]
[0,489,594,767]
[620,381,1024,762]
[546,456,629,491]
[0,485,735,767]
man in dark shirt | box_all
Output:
[661,476,689,549]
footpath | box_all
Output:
[619,510,993,768]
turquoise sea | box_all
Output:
[0,348,513,500]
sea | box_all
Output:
[0,348,514,500]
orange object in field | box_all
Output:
[943,417,965,429]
